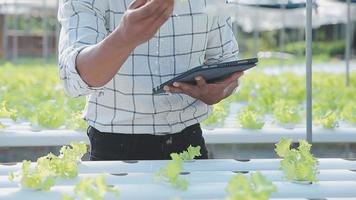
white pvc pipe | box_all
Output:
[1,170,356,188]
[2,127,356,147]
[1,158,355,175]
[1,181,356,200]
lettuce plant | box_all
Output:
[0,101,17,121]
[62,175,119,200]
[9,142,87,191]
[275,138,319,183]
[315,111,339,129]
[225,172,277,200]
[156,153,188,190]
[237,107,264,129]
[156,145,201,190]
[341,103,356,124]
[273,99,302,126]
[65,112,87,130]
[178,145,201,161]
[31,100,66,129]
[202,102,228,127]
[254,88,275,113]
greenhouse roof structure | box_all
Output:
[227,0,356,32]
[0,0,57,15]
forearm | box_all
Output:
[74,0,174,88]
[76,31,135,87]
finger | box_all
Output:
[132,0,172,27]
[130,2,171,35]
[172,82,197,96]
[150,3,173,27]
[227,81,239,92]
[220,71,244,85]
[128,0,148,9]
[164,85,183,94]
[131,1,167,19]
[135,0,173,18]
[223,81,239,97]
[227,71,244,82]
[195,76,207,87]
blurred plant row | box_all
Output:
[0,62,86,130]
[204,71,356,130]
[0,62,356,131]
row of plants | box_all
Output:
[5,138,319,200]
[0,62,86,130]
[0,62,355,131]
[8,142,120,200]
[204,71,356,130]
[282,40,346,58]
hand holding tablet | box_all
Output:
[152,58,258,94]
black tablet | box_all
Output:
[152,58,258,94]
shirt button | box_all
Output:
[98,91,104,97]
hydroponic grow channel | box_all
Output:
[0,159,356,199]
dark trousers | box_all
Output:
[87,124,208,161]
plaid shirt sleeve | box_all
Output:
[57,0,108,97]
[205,15,239,64]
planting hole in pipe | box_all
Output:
[235,159,251,162]
[123,160,138,164]
[111,173,129,176]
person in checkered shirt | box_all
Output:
[58,0,243,160]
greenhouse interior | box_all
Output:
[0,0,356,199]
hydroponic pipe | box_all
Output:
[306,0,313,143]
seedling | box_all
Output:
[0,101,17,122]
[62,175,119,200]
[341,103,356,124]
[202,102,228,127]
[315,111,339,129]
[226,172,277,200]
[9,142,87,191]
[273,99,302,127]
[237,107,264,129]
[156,145,201,190]
[275,138,319,183]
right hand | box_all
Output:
[115,0,174,49]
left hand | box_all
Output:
[164,71,244,105]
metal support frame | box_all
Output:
[42,0,49,63]
[279,3,286,67]
[253,2,260,57]
[346,0,351,86]
[2,4,8,60]
[55,0,60,60]
[298,28,304,57]
[306,0,313,143]
[12,0,18,62]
